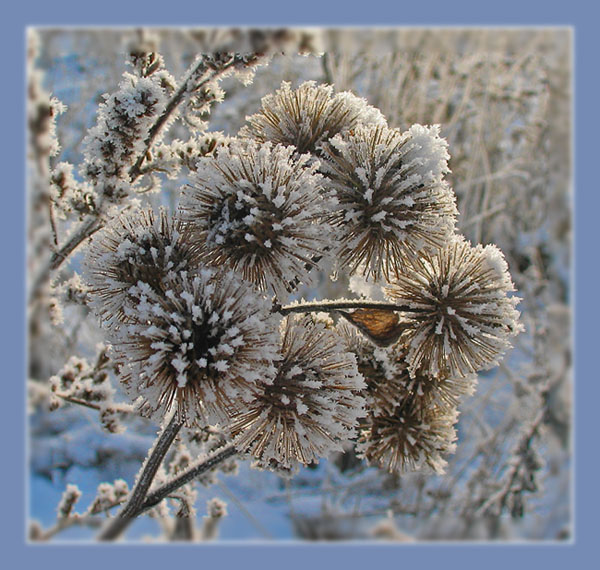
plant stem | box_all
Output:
[29,212,103,305]
[33,501,124,541]
[54,392,133,414]
[128,54,265,181]
[98,414,183,541]
[277,299,422,315]
[140,445,237,513]
[48,214,103,271]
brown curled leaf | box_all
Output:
[338,308,406,347]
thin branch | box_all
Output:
[98,414,183,541]
[36,53,268,287]
[33,500,124,541]
[216,479,273,539]
[128,53,266,181]
[29,212,103,306]
[48,214,103,271]
[54,392,134,414]
[474,408,546,516]
[141,445,237,513]
[276,299,422,315]
[46,188,59,248]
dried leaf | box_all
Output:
[339,308,405,347]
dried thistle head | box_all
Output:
[319,123,458,279]
[386,237,523,379]
[109,268,280,427]
[229,315,366,471]
[179,140,335,298]
[337,321,407,416]
[239,81,386,156]
[357,398,458,474]
[84,208,201,328]
[338,321,475,416]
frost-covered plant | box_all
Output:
[179,140,335,297]
[385,236,522,379]
[109,267,280,426]
[80,66,174,204]
[83,208,202,327]
[229,315,366,471]
[356,398,459,474]
[239,80,386,156]
[49,162,96,220]
[338,320,475,417]
[25,28,556,544]
[319,123,458,279]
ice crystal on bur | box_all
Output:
[320,123,458,279]
[240,80,387,156]
[83,208,201,329]
[386,236,523,379]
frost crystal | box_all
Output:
[239,81,387,156]
[357,400,458,474]
[84,208,202,329]
[80,70,173,203]
[338,321,475,417]
[229,315,366,471]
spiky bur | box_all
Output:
[319,123,458,280]
[338,321,473,474]
[83,208,202,329]
[108,268,280,427]
[385,237,523,379]
[239,81,387,157]
[356,399,458,474]
[179,140,335,298]
[338,321,475,415]
[229,315,366,473]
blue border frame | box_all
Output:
[5,1,595,568]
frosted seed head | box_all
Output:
[229,314,366,471]
[385,236,523,379]
[109,268,280,427]
[356,400,458,474]
[84,208,202,329]
[179,139,336,299]
[319,123,458,280]
[239,80,387,157]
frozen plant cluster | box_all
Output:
[27,28,569,543]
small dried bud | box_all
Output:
[99,406,125,434]
[57,484,81,519]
